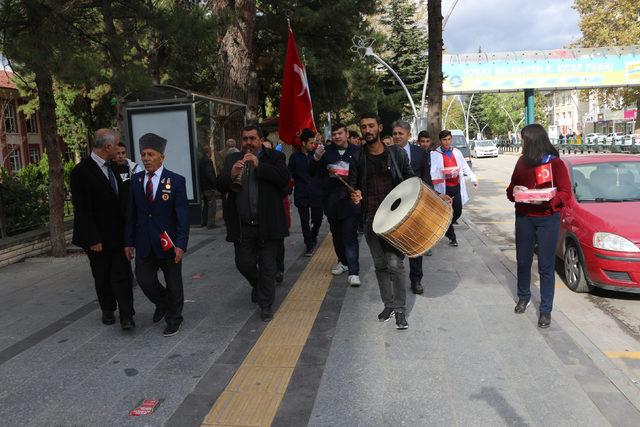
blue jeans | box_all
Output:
[328,215,359,275]
[515,213,560,314]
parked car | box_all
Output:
[621,135,634,146]
[450,129,472,168]
[558,154,640,293]
[631,134,640,145]
[470,140,498,158]
[605,132,624,144]
[585,133,601,145]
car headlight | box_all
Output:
[593,232,640,252]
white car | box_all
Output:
[621,135,634,146]
[606,132,624,144]
[470,140,498,158]
[585,133,601,145]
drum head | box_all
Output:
[372,177,422,234]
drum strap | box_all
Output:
[389,149,404,182]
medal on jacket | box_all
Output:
[165,177,171,190]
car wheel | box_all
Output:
[563,242,591,293]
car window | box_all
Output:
[572,162,640,202]
[452,135,468,148]
[476,141,494,147]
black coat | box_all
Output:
[198,156,217,191]
[71,156,126,250]
[308,143,360,219]
[288,151,322,208]
[407,144,433,187]
[218,148,291,243]
[348,144,415,224]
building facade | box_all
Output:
[0,70,44,173]
[546,89,638,137]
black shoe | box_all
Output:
[153,306,166,323]
[538,313,551,328]
[261,306,273,322]
[163,322,181,337]
[304,244,315,257]
[101,310,116,325]
[514,299,530,314]
[378,307,395,322]
[120,318,135,330]
[410,281,424,294]
[449,239,458,247]
[275,271,284,284]
[395,312,409,330]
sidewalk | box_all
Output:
[307,219,640,426]
[0,212,639,425]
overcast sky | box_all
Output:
[441,0,582,53]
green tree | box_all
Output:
[254,0,380,125]
[379,0,428,116]
[574,0,640,132]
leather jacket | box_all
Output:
[348,143,415,224]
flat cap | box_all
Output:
[139,133,167,154]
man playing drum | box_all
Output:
[349,113,414,330]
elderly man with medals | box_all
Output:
[125,133,190,337]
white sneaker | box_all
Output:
[331,262,348,275]
[348,275,361,287]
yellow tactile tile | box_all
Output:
[605,351,640,359]
[202,235,335,426]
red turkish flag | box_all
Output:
[535,163,553,186]
[279,29,316,149]
[160,231,174,251]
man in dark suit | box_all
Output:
[125,133,190,337]
[218,124,290,321]
[198,146,218,228]
[288,128,323,256]
[71,129,135,330]
[309,123,361,286]
[392,120,433,295]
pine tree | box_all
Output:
[378,0,428,117]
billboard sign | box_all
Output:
[443,46,640,94]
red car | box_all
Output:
[558,154,640,293]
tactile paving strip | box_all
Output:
[202,235,335,426]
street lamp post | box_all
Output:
[351,36,418,119]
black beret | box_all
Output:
[139,133,167,154]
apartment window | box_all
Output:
[3,103,17,133]
[26,114,38,133]
[8,147,21,172]
[29,146,40,164]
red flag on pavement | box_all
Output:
[535,163,553,186]
[279,28,316,149]
[160,231,174,251]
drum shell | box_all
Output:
[376,179,452,257]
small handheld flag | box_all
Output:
[535,163,553,186]
[160,231,174,251]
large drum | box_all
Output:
[372,177,452,258]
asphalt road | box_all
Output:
[464,153,640,386]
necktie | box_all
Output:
[146,172,155,205]
[105,162,118,195]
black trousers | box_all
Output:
[409,256,423,283]
[234,224,279,308]
[135,252,184,325]
[445,184,463,240]
[86,249,134,318]
[297,206,323,246]
[276,238,285,273]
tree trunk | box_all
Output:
[210,0,256,140]
[35,71,66,257]
[426,0,443,140]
